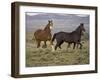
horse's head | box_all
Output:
[48,20,53,29]
[80,23,85,32]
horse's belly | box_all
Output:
[38,35,51,41]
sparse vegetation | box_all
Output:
[26,32,89,67]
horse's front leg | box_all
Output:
[73,43,76,49]
[77,44,79,48]
[77,42,82,49]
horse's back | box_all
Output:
[54,31,68,39]
[34,29,42,35]
[55,31,67,35]
[54,31,75,42]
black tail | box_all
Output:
[52,33,56,42]
[32,36,35,40]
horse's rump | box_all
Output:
[34,29,42,40]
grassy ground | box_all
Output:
[26,32,89,67]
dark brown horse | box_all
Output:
[34,20,53,48]
[51,23,85,51]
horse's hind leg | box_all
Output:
[59,40,64,49]
[37,40,41,48]
[55,40,62,50]
[55,43,58,50]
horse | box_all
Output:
[51,23,85,51]
[34,20,53,48]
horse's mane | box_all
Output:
[44,23,50,30]
[75,26,81,31]
[71,24,83,35]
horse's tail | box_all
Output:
[32,32,35,41]
[51,33,57,51]
[32,36,35,40]
[32,32,37,44]
[52,33,56,42]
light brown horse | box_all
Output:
[34,20,53,48]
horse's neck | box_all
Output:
[72,27,82,40]
[75,26,82,34]
[44,24,51,33]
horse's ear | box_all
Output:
[48,20,50,22]
[80,23,84,26]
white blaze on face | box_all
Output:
[50,26,52,29]
[51,45,55,52]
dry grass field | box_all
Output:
[26,32,89,67]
